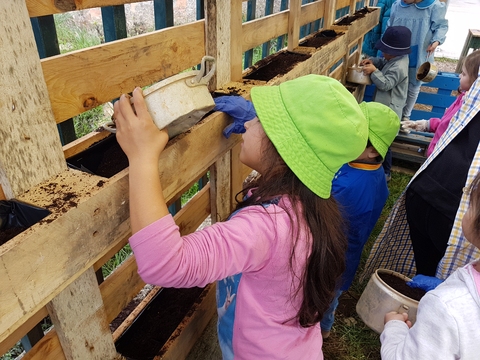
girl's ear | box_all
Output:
[366,146,380,159]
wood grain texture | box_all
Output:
[41,21,206,124]
[288,0,301,51]
[47,268,118,360]
[26,0,146,17]
[0,1,66,198]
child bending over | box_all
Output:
[113,75,369,359]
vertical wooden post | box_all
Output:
[205,0,243,87]
[324,0,337,28]
[287,0,301,51]
[0,1,66,199]
[47,267,118,360]
[209,153,232,224]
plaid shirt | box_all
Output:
[362,70,480,281]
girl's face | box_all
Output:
[239,117,267,173]
[459,64,473,92]
[462,201,480,249]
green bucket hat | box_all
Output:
[250,74,368,199]
[359,101,400,160]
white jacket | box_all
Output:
[380,262,480,359]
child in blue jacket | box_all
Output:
[320,101,400,339]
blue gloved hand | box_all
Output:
[407,274,444,292]
[213,96,257,138]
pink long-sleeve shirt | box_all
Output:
[129,198,323,360]
[427,92,465,157]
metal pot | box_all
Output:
[356,269,419,334]
[416,61,438,82]
[346,65,372,85]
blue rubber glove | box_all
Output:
[407,274,444,292]
[213,96,257,138]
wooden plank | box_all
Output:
[231,0,244,82]
[41,21,206,123]
[0,1,66,199]
[243,12,289,53]
[205,0,231,88]
[209,152,232,223]
[324,0,337,27]
[156,283,217,360]
[0,306,48,356]
[288,0,302,51]
[46,268,118,360]
[63,131,112,159]
[0,111,240,344]
[175,184,211,235]
[26,0,146,17]
[22,183,212,359]
[331,7,380,47]
[415,92,457,108]
[22,331,66,360]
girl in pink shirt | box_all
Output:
[401,50,480,157]
[112,75,370,359]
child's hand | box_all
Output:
[427,41,439,56]
[360,59,372,66]
[384,311,412,328]
[113,87,169,165]
[362,63,376,75]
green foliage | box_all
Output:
[54,13,102,53]
[73,105,109,138]
[102,244,133,278]
[0,342,24,360]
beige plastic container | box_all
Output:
[143,56,216,138]
[104,56,216,138]
[356,268,419,334]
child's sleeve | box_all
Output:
[430,2,448,45]
[128,206,282,288]
[380,292,459,359]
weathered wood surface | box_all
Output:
[42,21,206,124]
[330,7,380,46]
[26,0,145,17]
[0,1,66,199]
[46,268,118,360]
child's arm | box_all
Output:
[428,2,448,55]
[370,64,406,91]
[114,88,170,234]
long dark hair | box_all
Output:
[235,136,347,327]
[468,172,480,238]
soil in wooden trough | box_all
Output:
[378,272,427,301]
[299,29,340,48]
[115,286,205,360]
[67,135,128,178]
[335,7,373,25]
[243,51,311,82]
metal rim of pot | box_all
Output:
[416,61,438,82]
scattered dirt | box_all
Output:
[335,7,374,25]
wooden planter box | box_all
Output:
[330,7,380,46]
[114,284,216,360]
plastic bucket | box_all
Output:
[356,268,419,333]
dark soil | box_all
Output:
[299,29,340,48]
[335,7,374,25]
[243,51,311,82]
[67,135,128,178]
[378,272,426,301]
[115,286,205,360]
[0,227,26,246]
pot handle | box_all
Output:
[397,304,410,315]
[188,56,216,87]
[102,121,117,134]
